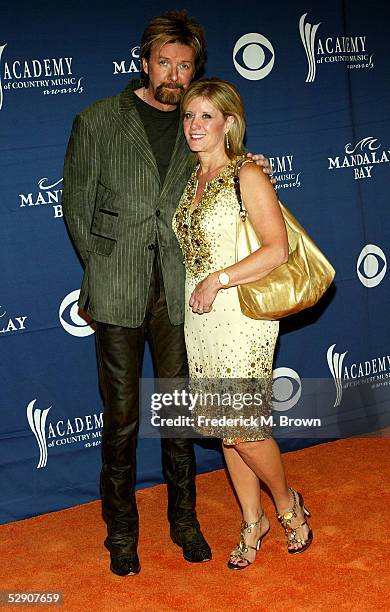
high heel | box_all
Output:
[227,510,269,570]
[277,487,313,554]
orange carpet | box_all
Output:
[1,437,389,612]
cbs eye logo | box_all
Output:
[272,367,302,412]
[233,33,275,80]
[357,244,387,288]
[59,289,95,337]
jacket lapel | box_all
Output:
[114,82,160,182]
[160,125,190,199]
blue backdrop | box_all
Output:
[1,0,389,524]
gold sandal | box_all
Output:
[277,487,313,554]
[227,510,269,570]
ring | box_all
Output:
[197,309,203,314]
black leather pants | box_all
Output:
[95,254,197,555]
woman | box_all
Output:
[173,78,312,569]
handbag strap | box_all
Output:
[233,159,251,221]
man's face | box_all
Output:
[142,41,196,106]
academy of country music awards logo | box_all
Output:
[327,344,390,407]
[269,155,302,191]
[113,46,141,75]
[328,137,390,181]
[27,399,103,469]
[326,243,388,405]
[233,14,372,83]
[0,44,85,111]
[27,368,300,469]
[299,13,374,83]
[19,177,63,219]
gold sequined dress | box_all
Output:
[173,157,279,444]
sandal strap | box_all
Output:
[230,510,265,563]
[277,488,310,547]
[229,541,251,562]
[277,488,298,522]
[241,509,264,533]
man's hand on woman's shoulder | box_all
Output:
[246,152,276,186]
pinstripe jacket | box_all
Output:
[62,81,193,327]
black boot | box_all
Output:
[109,550,141,576]
[161,437,212,562]
[101,465,140,575]
[96,321,143,575]
[100,429,140,574]
[170,525,212,563]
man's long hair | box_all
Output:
[140,10,207,84]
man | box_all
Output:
[62,10,271,577]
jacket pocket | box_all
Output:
[88,233,116,257]
[89,201,119,256]
[91,204,119,238]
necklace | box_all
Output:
[197,160,231,182]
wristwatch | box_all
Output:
[218,270,230,288]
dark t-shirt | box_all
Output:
[134,93,180,184]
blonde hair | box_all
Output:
[181,78,246,159]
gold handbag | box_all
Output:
[234,164,335,320]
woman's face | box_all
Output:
[183,96,233,155]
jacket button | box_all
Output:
[148,243,156,250]
[156,209,161,217]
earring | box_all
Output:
[225,131,230,149]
